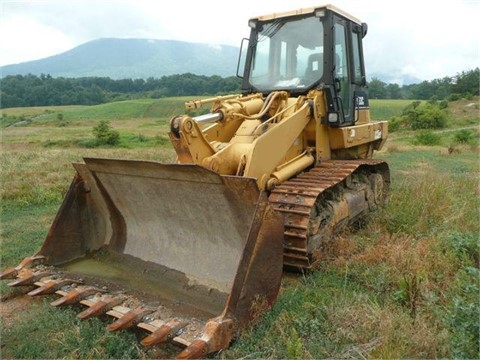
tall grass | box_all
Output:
[1,147,176,207]
[222,148,479,359]
[1,98,479,358]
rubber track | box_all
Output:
[268,159,388,269]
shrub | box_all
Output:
[413,130,441,146]
[427,96,438,105]
[410,104,448,130]
[438,100,448,109]
[388,116,405,132]
[397,101,448,131]
[453,129,477,144]
[92,120,120,145]
[448,93,462,101]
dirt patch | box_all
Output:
[0,294,40,328]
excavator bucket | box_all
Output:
[2,158,284,358]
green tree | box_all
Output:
[367,77,387,99]
[452,68,479,96]
[386,83,402,99]
[92,120,120,145]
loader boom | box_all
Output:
[170,4,387,191]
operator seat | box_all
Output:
[304,53,323,83]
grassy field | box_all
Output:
[369,99,414,120]
[1,96,479,359]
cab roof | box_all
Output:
[250,4,362,25]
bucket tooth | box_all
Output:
[0,255,46,280]
[176,339,208,359]
[0,267,19,281]
[140,319,188,347]
[77,300,108,319]
[176,317,234,358]
[50,286,101,307]
[106,307,153,332]
[8,271,52,287]
[27,279,77,296]
[77,295,125,319]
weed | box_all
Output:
[444,231,479,266]
[393,273,422,318]
[436,229,480,360]
[285,328,304,359]
[443,263,480,358]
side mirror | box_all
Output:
[236,38,249,78]
[361,76,367,87]
[361,23,368,38]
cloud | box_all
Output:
[0,14,73,65]
[1,0,478,81]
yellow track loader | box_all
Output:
[2,4,389,358]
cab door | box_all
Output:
[333,16,369,126]
[333,19,353,125]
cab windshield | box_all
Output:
[249,15,324,92]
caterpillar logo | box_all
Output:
[354,90,369,109]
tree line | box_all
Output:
[0,73,242,108]
[1,68,478,108]
[368,68,479,100]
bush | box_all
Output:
[397,101,448,132]
[438,100,448,109]
[413,130,441,146]
[388,116,405,132]
[410,104,448,130]
[453,129,477,144]
[448,93,462,101]
[92,120,120,145]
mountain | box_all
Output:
[0,38,240,79]
[1,38,423,85]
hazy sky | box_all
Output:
[1,0,479,83]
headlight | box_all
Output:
[328,112,339,123]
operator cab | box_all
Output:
[239,5,369,127]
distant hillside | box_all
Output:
[1,37,437,85]
[0,38,240,79]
